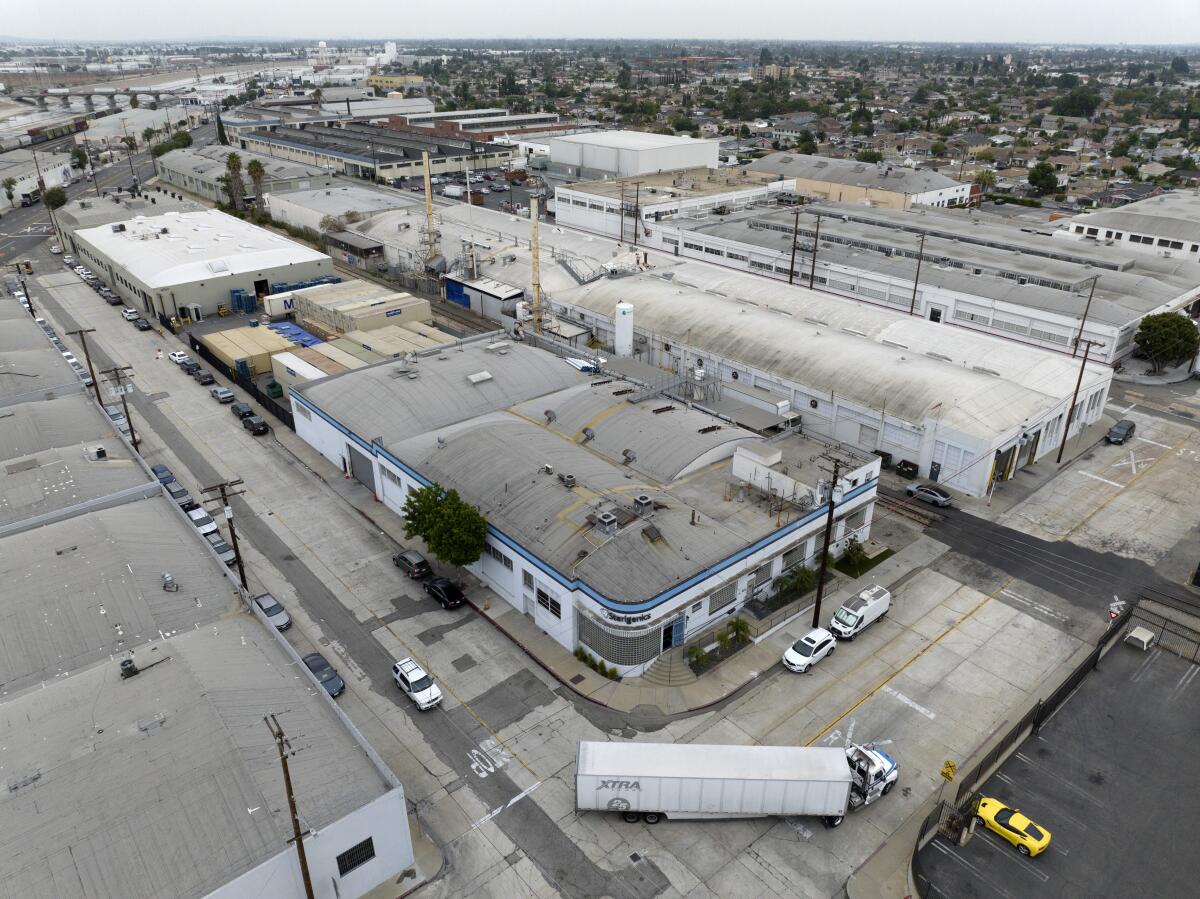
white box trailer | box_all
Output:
[576,741,898,827]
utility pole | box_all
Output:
[100,365,139,453]
[1073,275,1100,357]
[202,478,248,589]
[11,260,35,316]
[531,195,543,335]
[808,213,821,288]
[265,715,316,899]
[1055,338,1104,464]
[66,327,102,405]
[788,207,800,285]
[908,232,926,316]
[811,456,843,629]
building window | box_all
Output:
[485,543,514,570]
[523,570,534,589]
[536,588,561,618]
[336,837,376,877]
[707,581,738,615]
[381,466,401,486]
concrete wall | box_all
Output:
[207,789,414,899]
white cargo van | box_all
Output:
[829,584,890,640]
[442,184,465,199]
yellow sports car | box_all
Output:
[975,797,1052,857]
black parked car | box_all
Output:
[180,360,201,375]
[134,318,151,331]
[1105,419,1137,445]
[193,369,215,385]
[242,415,269,435]
[230,402,254,419]
[423,576,465,609]
[393,549,432,578]
[303,652,345,697]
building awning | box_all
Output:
[327,230,383,252]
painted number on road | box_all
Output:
[469,738,513,779]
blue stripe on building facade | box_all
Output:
[291,391,877,615]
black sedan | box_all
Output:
[242,415,269,435]
[134,318,151,331]
[303,652,345,697]
[424,576,465,609]
[393,549,432,578]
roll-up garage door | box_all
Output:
[347,443,376,492]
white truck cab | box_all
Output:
[830,585,891,640]
[838,743,900,826]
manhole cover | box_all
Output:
[569,674,586,685]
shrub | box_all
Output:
[606,665,619,680]
[574,647,586,662]
[727,617,750,646]
[687,645,708,668]
[716,630,731,654]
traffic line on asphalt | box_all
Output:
[977,831,1050,882]
[1170,663,1200,700]
[1066,434,1191,539]
[468,780,543,832]
[1134,435,1172,449]
[1000,588,1070,624]
[805,576,1012,746]
[928,840,1021,899]
[880,685,936,719]
[1130,647,1162,684]
[1012,752,1104,807]
[1076,471,1124,488]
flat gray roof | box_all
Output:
[749,152,964,193]
[1063,192,1200,245]
[0,613,385,898]
[159,144,333,184]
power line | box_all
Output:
[264,715,315,899]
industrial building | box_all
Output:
[57,189,204,257]
[1055,192,1200,259]
[157,145,336,205]
[290,340,879,675]
[267,183,411,234]
[222,97,434,141]
[348,200,1113,497]
[388,108,575,141]
[275,279,432,334]
[553,167,790,242]
[71,208,334,321]
[642,202,1200,364]
[0,300,415,899]
[748,152,973,209]
[547,130,721,179]
[238,122,514,181]
[195,324,298,376]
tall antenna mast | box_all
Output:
[530,196,543,335]
[419,150,439,292]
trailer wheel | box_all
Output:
[824,815,844,828]
[622,811,641,823]
[644,812,662,824]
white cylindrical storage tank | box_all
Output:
[614,302,634,357]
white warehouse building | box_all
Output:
[290,341,880,676]
[548,130,721,179]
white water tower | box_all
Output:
[614,302,634,357]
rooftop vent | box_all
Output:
[642,524,664,543]
[596,511,618,536]
[558,472,577,488]
[466,370,493,385]
[652,405,675,414]
[621,448,637,464]
[485,341,511,353]
[633,494,653,516]
[544,409,557,423]
[698,425,722,434]
[580,427,595,443]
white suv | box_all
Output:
[392,658,442,710]
[168,350,191,365]
[782,627,837,673]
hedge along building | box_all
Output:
[289,341,879,676]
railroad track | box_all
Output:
[876,493,944,527]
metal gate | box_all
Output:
[347,443,376,492]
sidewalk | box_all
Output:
[268,420,948,717]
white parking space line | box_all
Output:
[1170,663,1200,700]
[929,840,1021,899]
[1110,451,1155,475]
[881,684,936,719]
[1135,435,1172,449]
[977,833,1051,883]
[1013,752,1105,807]
[1106,402,1137,415]
[1001,588,1070,624]
[1130,648,1162,684]
[1077,471,1124,488]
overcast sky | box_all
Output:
[9,1,1200,46]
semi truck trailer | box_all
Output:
[576,741,898,827]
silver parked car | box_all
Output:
[253,593,291,630]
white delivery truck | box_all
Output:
[829,584,891,640]
[576,741,898,827]
[442,184,466,199]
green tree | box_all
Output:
[222,151,246,210]
[1134,313,1200,374]
[615,62,632,91]
[758,46,773,66]
[1171,57,1190,75]
[840,537,869,577]
[930,140,947,155]
[216,114,228,145]
[70,145,87,169]
[1051,87,1100,118]
[727,617,750,646]
[1027,161,1058,196]
[855,149,883,163]
[142,126,157,145]
[2,177,15,207]
[401,484,488,567]
[129,94,139,108]
[246,158,265,213]
[974,169,996,190]
[43,186,68,209]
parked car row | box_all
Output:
[32,315,95,389]
[782,585,892,674]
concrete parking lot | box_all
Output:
[918,639,1200,899]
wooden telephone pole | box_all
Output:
[66,327,102,405]
[1055,338,1105,463]
[811,455,843,628]
[201,478,248,588]
[265,715,315,899]
[99,365,139,453]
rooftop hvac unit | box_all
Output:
[596,511,618,535]
[633,494,653,516]
[544,409,557,423]
[558,472,577,488]
[621,448,637,464]
[87,445,107,460]
[580,427,595,443]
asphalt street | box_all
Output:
[24,243,667,899]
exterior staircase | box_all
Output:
[639,646,699,687]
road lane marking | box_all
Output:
[1076,471,1124,488]
[1135,435,1171,449]
[806,577,1011,746]
[1110,451,1154,474]
[977,832,1050,882]
[1130,647,1162,684]
[928,841,1020,899]
[1013,752,1104,807]
[881,685,936,719]
[1066,434,1191,539]
[1001,588,1070,623]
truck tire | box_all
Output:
[622,811,641,823]
[824,815,844,828]
[644,812,662,824]
[883,781,894,796]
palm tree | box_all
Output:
[223,152,246,211]
[311,87,324,107]
[974,169,997,192]
[142,127,157,146]
[2,177,15,207]
[246,158,265,214]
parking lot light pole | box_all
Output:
[66,327,102,405]
[100,365,139,453]
[202,478,247,589]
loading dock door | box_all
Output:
[347,443,376,492]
